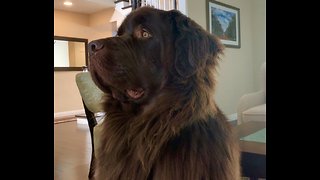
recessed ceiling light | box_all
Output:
[64,1,73,6]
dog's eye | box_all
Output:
[135,27,152,39]
[141,29,152,38]
[142,31,151,38]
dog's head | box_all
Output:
[89,7,223,106]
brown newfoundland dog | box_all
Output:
[88,7,240,180]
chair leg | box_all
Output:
[88,125,96,179]
[83,100,98,179]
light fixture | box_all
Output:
[63,1,73,6]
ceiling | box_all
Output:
[54,0,115,14]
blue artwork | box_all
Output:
[212,8,234,32]
[211,7,237,41]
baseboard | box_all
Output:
[227,113,237,122]
[54,109,85,119]
[55,111,237,122]
[76,112,106,125]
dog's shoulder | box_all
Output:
[151,114,239,180]
[167,113,234,150]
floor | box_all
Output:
[54,119,261,180]
[54,120,92,180]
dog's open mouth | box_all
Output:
[126,88,144,99]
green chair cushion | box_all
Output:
[75,72,105,113]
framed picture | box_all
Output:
[206,0,240,48]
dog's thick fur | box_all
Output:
[89,7,240,180]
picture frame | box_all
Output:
[206,0,240,48]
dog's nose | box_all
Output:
[89,40,104,54]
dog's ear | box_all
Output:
[169,10,224,78]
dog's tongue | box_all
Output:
[126,88,144,99]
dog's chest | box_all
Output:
[96,117,156,180]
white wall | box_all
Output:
[186,0,266,115]
[177,0,187,15]
[252,0,266,91]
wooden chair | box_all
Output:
[75,72,105,179]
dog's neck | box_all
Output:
[125,73,220,172]
[98,68,220,175]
